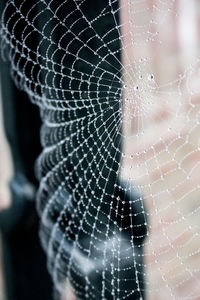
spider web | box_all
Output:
[1,0,200,299]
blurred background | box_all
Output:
[0,80,13,300]
[0,0,200,299]
[121,0,200,299]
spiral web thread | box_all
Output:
[1,0,200,299]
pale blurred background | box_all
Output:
[0,80,13,299]
[121,0,200,299]
[1,0,200,299]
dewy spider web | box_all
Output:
[1,0,200,299]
